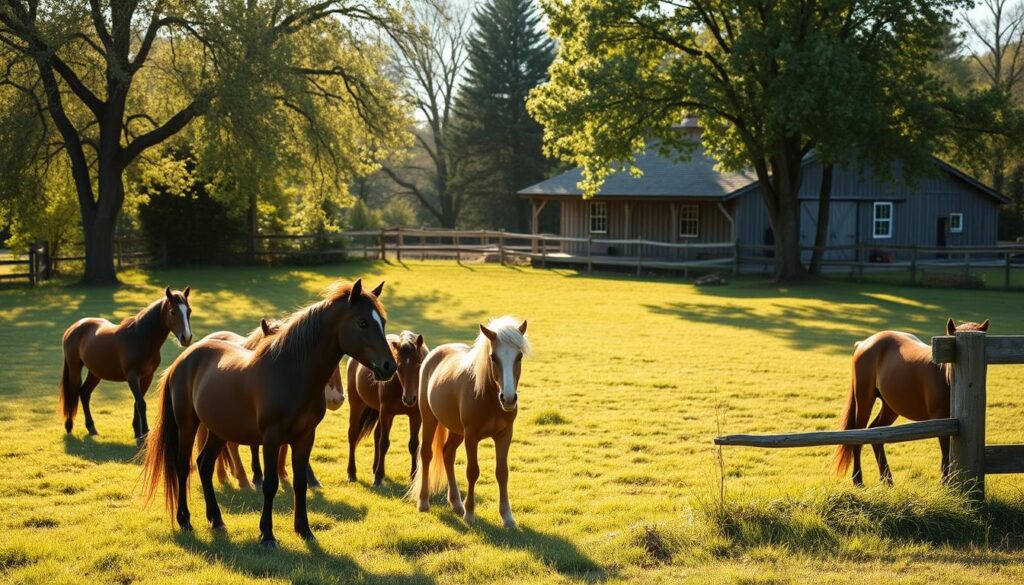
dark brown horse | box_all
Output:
[142,280,395,546]
[347,330,427,486]
[200,319,344,490]
[832,318,990,486]
[60,286,193,445]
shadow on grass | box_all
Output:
[172,529,436,585]
[436,514,609,581]
[212,482,369,524]
[62,433,140,463]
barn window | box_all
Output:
[589,202,607,234]
[950,213,963,233]
[679,204,699,238]
[872,202,893,239]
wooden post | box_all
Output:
[540,237,547,268]
[455,234,461,264]
[363,234,368,260]
[949,330,987,500]
[396,228,403,263]
[910,245,917,285]
[27,245,36,286]
[499,230,506,266]
[636,246,642,275]
[379,228,386,260]
[1005,251,1011,290]
[587,236,593,273]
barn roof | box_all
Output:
[517,143,757,199]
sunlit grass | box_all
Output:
[1,261,1023,583]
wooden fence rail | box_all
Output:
[714,331,1024,503]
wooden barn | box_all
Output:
[519,140,1007,265]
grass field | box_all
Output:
[2,261,1024,584]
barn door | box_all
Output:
[799,201,857,263]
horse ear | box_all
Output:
[165,286,173,301]
[479,324,497,341]
[349,279,363,306]
[371,281,385,297]
[518,320,528,335]
[946,318,956,336]
[980,319,990,332]
[183,286,190,299]
[261,319,272,336]
[416,333,424,347]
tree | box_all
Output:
[452,0,553,231]
[530,0,970,280]
[383,0,470,228]
[0,1,411,284]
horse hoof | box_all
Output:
[87,428,99,436]
[463,511,475,524]
[503,519,519,530]
[297,530,317,542]
[136,438,145,448]
[179,522,194,532]
[372,479,383,488]
[309,481,323,491]
[347,473,357,482]
[259,536,278,549]
[418,500,430,513]
[452,503,466,516]
[211,521,227,532]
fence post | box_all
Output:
[363,234,368,260]
[499,230,506,266]
[1006,251,1012,290]
[587,236,593,273]
[28,245,37,286]
[910,245,917,285]
[455,234,461,265]
[379,228,386,261]
[733,241,740,275]
[949,330,987,501]
[636,243,642,275]
[540,236,547,268]
[396,228,403,263]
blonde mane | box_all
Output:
[461,316,531,396]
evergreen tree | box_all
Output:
[454,0,554,231]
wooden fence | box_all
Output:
[716,330,1024,501]
[0,241,50,286]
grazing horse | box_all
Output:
[59,286,193,445]
[411,317,529,528]
[199,319,345,490]
[142,280,396,546]
[832,318,990,486]
[347,330,428,486]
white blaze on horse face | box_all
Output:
[371,310,385,335]
[495,343,519,407]
[178,303,192,342]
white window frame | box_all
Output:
[589,201,608,234]
[872,202,893,239]
[678,204,699,238]
[949,212,963,233]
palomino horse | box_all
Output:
[347,330,427,486]
[832,318,990,486]
[411,317,529,528]
[60,286,193,445]
[199,319,345,490]
[143,280,396,546]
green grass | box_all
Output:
[1,261,1024,584]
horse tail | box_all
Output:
[58,358,78,433]
[831,380,859,476]
[141,367,180,515]
[407,422,448,500]
[355,407,380,446]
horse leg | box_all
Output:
[291,430,317,541]
[463,432,480,523]
[495,429,516,528]
[80,372,101,436]
[408,411,422,480]
[250,445,263,489]
[126,371,147,447]
[869,402,899,485]
[417,411,439,512]
[278,444,289,480]
[259,428,282,547]
[347,391,366,482]
[939,436,951,484]
[175,418,199,531]
[197,432,227,530]
[850,388,877,487]
[138,373,154,438]
[228,443,253,490]
[371,415,383,484]
[443,432,465,516]
[373,410,395,487]
[306,459,322,491]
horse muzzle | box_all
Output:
[371,359,397,381]
[402,395,417,407]
[179,334,193,347]
[498,393,518,412]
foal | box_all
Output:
[347,331,427,486]
[412,317,529,528]
[832,318,990,486]
[60,286,192,445]
[143,280,395,546]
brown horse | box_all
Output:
[832,318,990,486]
[142,280,396,546]
[199,319,345,490]
[59,286,193,445]
[411,317,529,528]
[347,330,427,486]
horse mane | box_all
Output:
[459,316,530,396]
[251,282,386,361]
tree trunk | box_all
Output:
[81,126,127,285]
[772,198,805,281]
[81,212,118,284]
[809,163,834,275]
